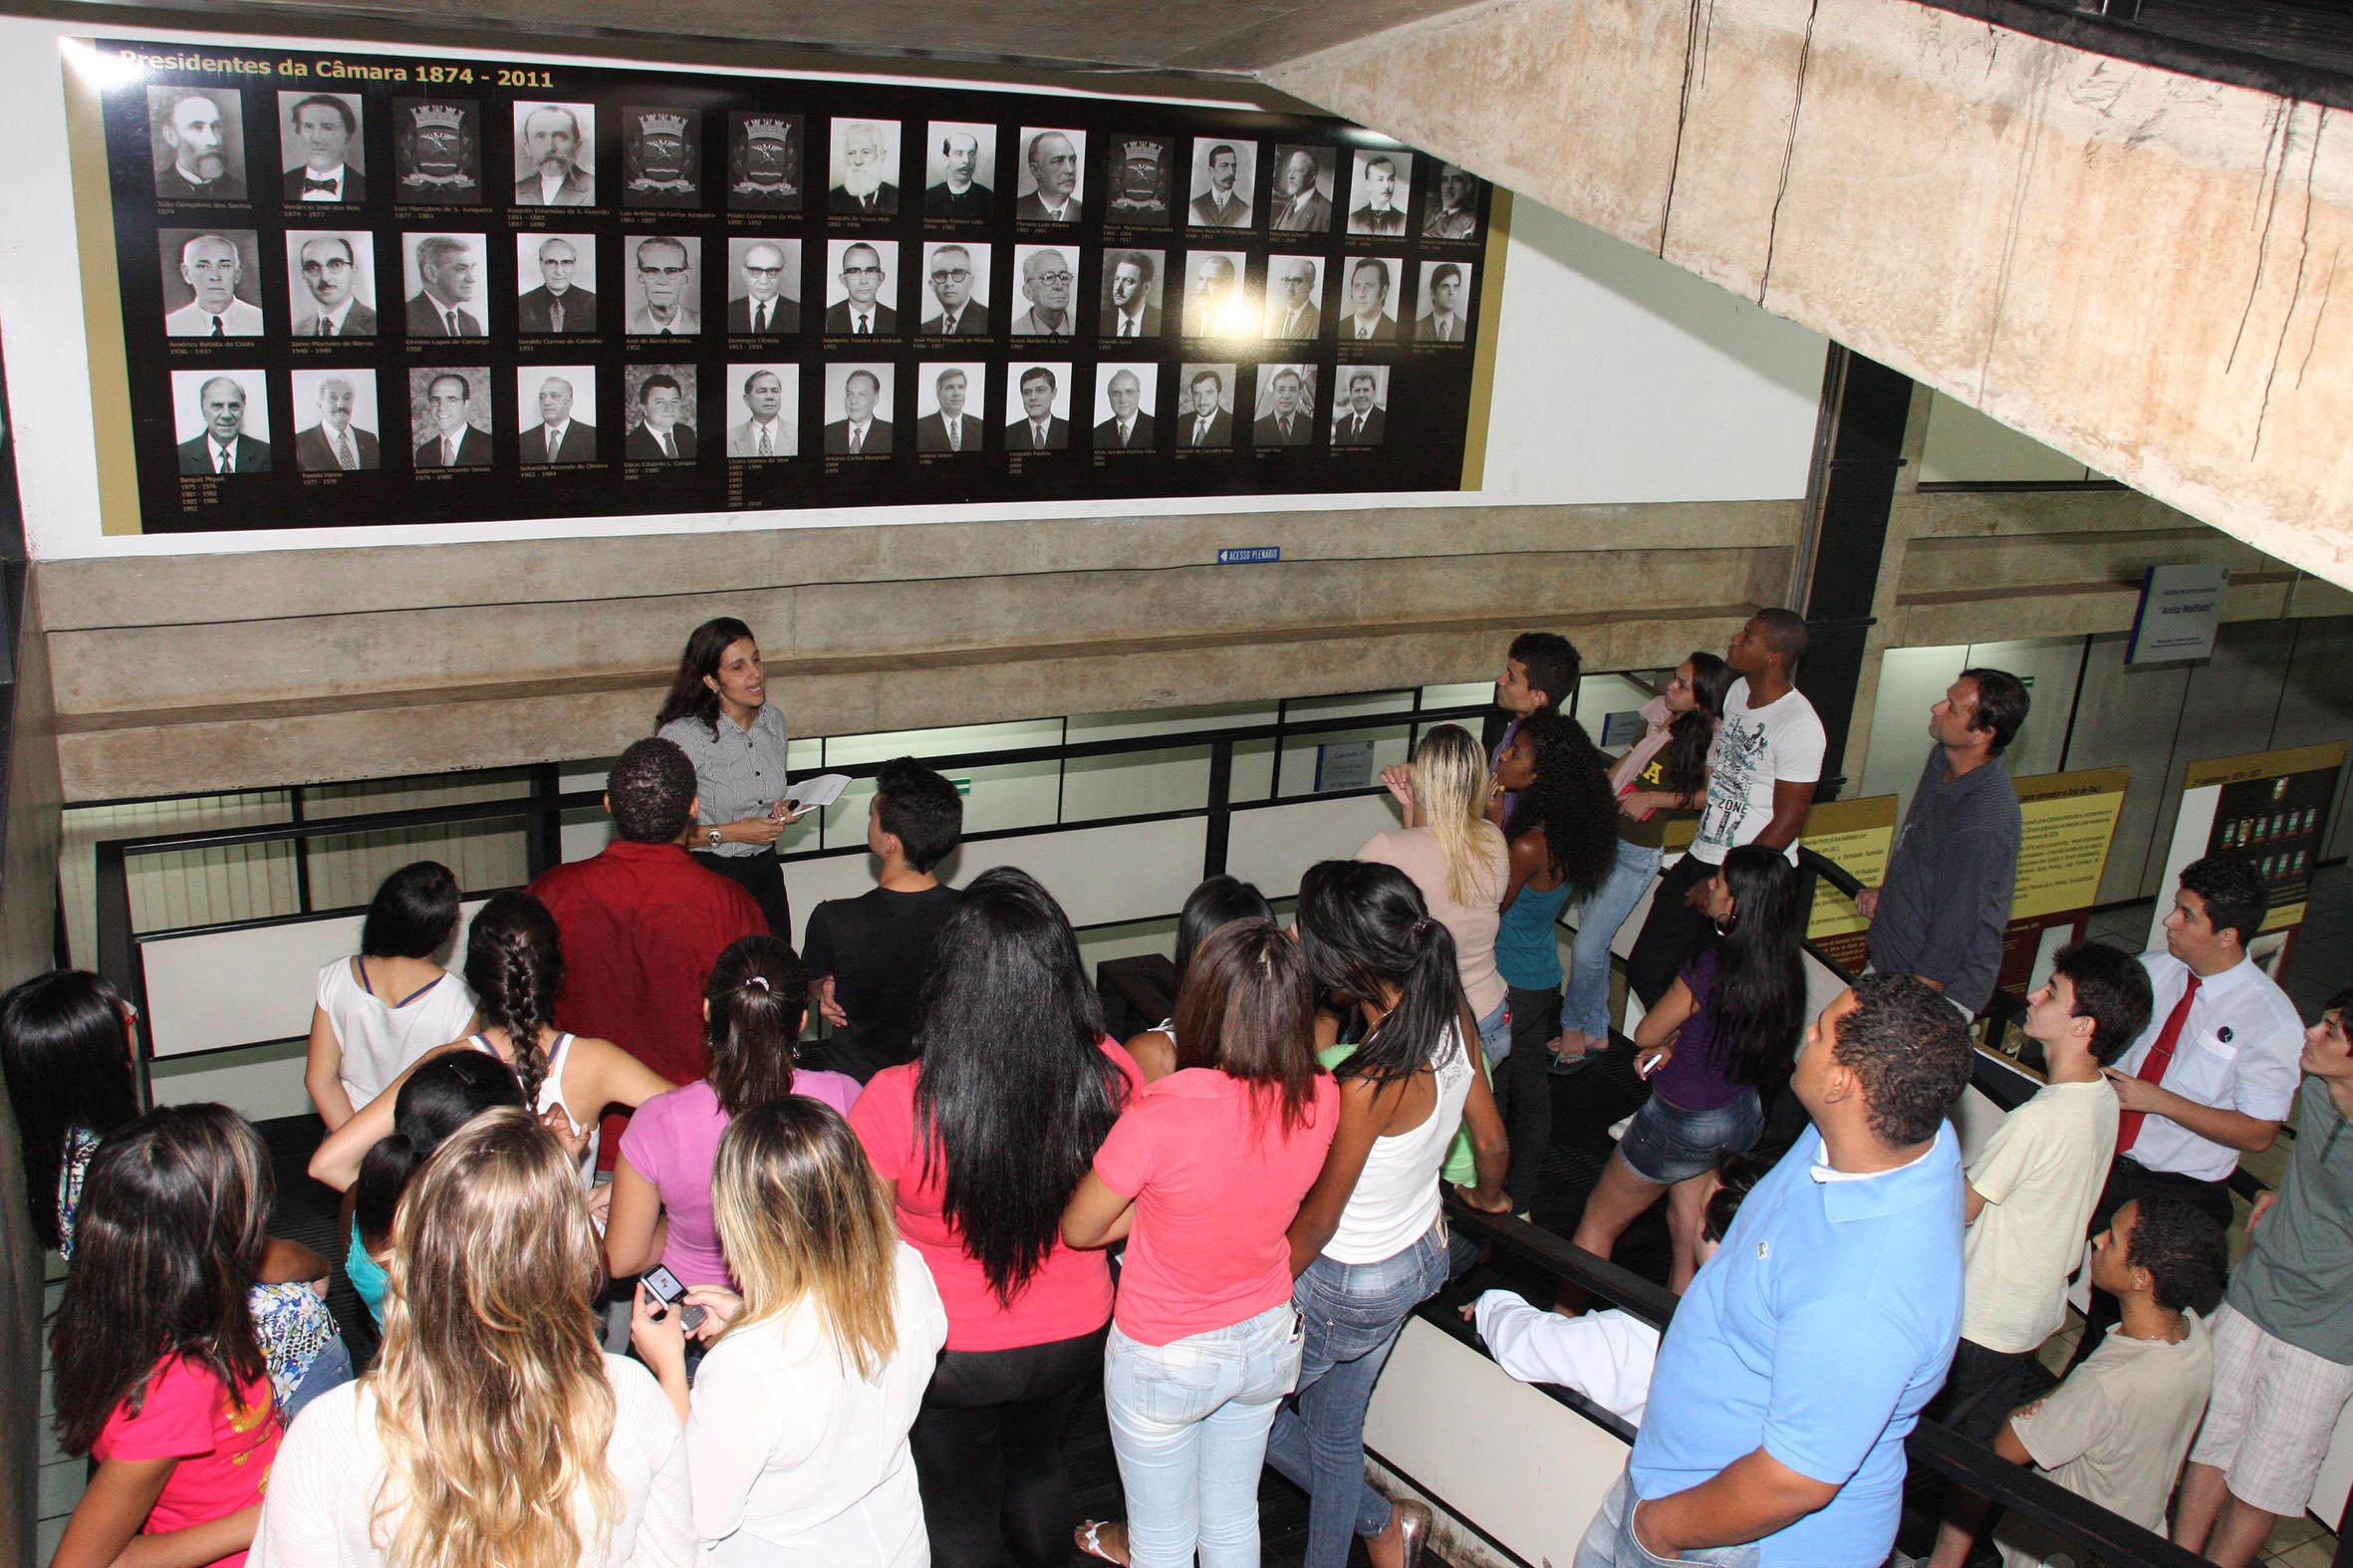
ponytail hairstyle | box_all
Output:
[1410,724,1506,908]
[0,969,140,1250]
[654,616,756,740]
[1700,845,1809,1090]
[1172,919,1321,1136]
[354,1053,526,1253]
[911,867,1128,1306]
[51,1104,270,1455]
[1660,652,1733,800]
[1296,860,1468,1084]
[1172,875,1275,986]
[462,891,565,1108]
[1501,708,1620,899]
[710,1097,900,1376]
[373,1109,619,1568]
[704,934,807,1118]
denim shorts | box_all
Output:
[1616,1085,1762,1184]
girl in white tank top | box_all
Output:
[1274,860,1512,1568]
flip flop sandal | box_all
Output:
[1074,1519,1130,1565]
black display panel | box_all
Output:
[95,39,1498,533]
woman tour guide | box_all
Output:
[657,617,802,936]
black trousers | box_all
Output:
[909,1324,1108,1568]
[1624,853,1717,1010]
[689,848,791,938]
[2069,1157,2233,1369]
[1500,984,1563,1212]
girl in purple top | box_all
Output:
[1571,845,1804,1291]
[607,935,861,1290]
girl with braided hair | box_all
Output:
[309,891,671,1194]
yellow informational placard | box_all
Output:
[1988,767,2131,1007]
[2009,768,2130,922]
[1803,795,1898,940]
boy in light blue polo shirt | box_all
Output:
[1576,974,1973,1568]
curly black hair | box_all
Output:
[2123,1194,2227,1315]
[1502,708,1618,900]
[1832,973,1973,1148]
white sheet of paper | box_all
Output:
[784,772,852,811]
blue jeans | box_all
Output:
[1565,840,1662,1041]
[1616,1086,1763,1186]
[1105,1302,1303,1568]
[1475,997,1511,1072]
[1576,1468,1761,1568]
[1265,1225,1449,1568]
[281,1334,354,1424]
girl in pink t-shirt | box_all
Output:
[609,934,861,1292]
[50,1104,282,1568]
[848,868,1138,1568]
[1064,919,1340,1568]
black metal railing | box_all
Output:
[94,697,1498,1082]
[1438,1195,2215,1568]
[1430,856,2220,1568]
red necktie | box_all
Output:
[2116,973,2199,1156]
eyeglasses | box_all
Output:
[640,265,689,277]
[743,265,785,276]
[842,265,883,277]
[1030,271,1074,286]
[929,268,972,282]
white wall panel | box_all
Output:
[1227,794,1401,901]
[1365,1318,1626,1567]
[1917,392,2095,484]
[951,819,1207,931]
[141,899,486,1062]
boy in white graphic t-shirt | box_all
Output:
[1625,609,1823,1009]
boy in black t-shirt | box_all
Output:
[802,757,964,1081]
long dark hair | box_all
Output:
[1660,652,1734,798]
[1173,875,1275,984]
[1,971,140,1250]
[1296,860,1466,1084]
[51,1104,270,1455]
[911,868,1128,1305]
[1173,920,1321,1135]
[354,1052,526,1251]
[654,616,755,739]
[462,891,565,1109]
[1502,709,1619,899]
[1700,845,1808,1090]
[705,934,807,1117]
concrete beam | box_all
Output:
[43,500,1801,799]
[1264,0,2353,591]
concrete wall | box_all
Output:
[0,569,58,1568]
[1264,0,2353,594]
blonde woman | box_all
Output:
[631,1096,947,1565]
[1359,723,1512,1066]
[253,1110,690,1566]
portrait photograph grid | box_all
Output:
[100,38,1494,532]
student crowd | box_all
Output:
[8,613,2347,1568]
